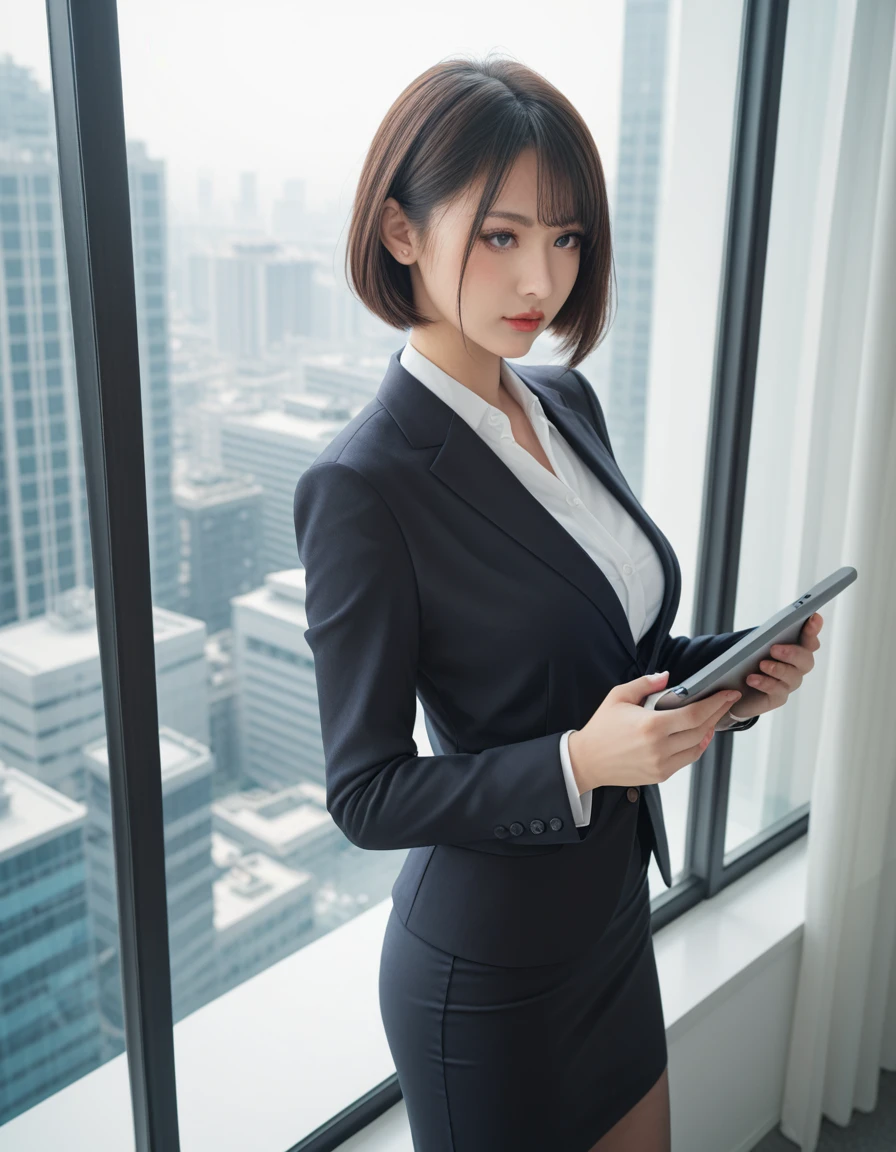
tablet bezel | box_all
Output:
[642,565,857,713]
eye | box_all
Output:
[479,229,585,252]
[481,230,516,250]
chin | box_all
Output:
[494,339,532,359]
[498,329,540,350]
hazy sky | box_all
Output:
[5,0,627,216]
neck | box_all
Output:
[407,329,503,407]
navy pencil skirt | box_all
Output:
[378,804,668,1151]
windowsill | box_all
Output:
[2,836,808,1152]
[653,834,806,1043]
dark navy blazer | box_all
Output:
[293,345,758,966]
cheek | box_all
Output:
[563,254,582,288]
[464,249,503,289]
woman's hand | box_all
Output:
[728,611,824,721]
[568,611,825,790]
[567,673,742,791]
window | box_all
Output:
[1,0,838,1148]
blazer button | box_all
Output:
[530,819,545,834]
[494,825,509,838]
[627,787,639,802]
[509,822,524,836]
[549,817,563,831]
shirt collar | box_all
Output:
[399,340,547,435]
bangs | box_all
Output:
[465,126,600,247]
[531,133,601,239]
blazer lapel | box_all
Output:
[375,349,680,669]
[517,368,681,673]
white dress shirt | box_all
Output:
[399,340,667,828]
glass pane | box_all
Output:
[0,20,131,1140]
[620,1,747,889]
[725,0,841,858]
[100,0,745,1146]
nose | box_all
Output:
[516,257,554,303]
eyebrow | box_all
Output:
[485,211,583,229]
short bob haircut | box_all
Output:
[346,53,615,369]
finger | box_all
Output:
[769,642,815,673]
[666,692,739,736]
[743,670,791,703]
[666,723,716,766]
[756,657,802,689]
[800,613,823,648]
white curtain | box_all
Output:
[779,1,896,1148]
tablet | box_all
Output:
[641,565,857,713]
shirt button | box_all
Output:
[623,563,633,575]
[494,824,510,838]
[530,819,545,834]
[627,788,639,803]
[488,411,501,424]
[509,822,524,836]
[566,494,581,506]
[549,817,563,831]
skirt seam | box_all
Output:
[440,953,457,1151]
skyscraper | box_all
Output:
[0,58,180,622]
[83,728,218,1060]
[234,170,260,231]
[0,56,91,625]
[607,0,671,500]
[127,139,180,610]
[271,177,307,241]
[0,766,102,1126]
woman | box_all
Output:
[293,54,820,1152]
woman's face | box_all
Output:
[381,148,583,364]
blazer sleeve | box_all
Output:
[293,459,591,852]
[569,366,759,734]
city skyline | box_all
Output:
[3,0,628,217]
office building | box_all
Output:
[0,765,101,1125]
[231,570,322,792]
[83,728,218,1058]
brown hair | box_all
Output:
[345,53,615,369]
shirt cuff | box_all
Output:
[716,709,760,732]
[559,729,592,827]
